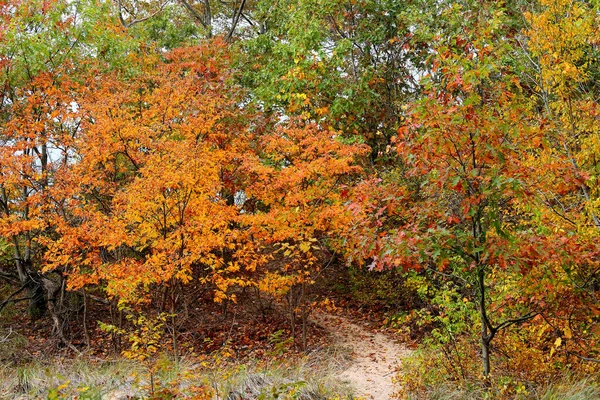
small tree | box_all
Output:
[344,10,542,376]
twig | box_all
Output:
[0,327,13,343]
[77,290,110,305]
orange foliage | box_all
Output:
[40,41,366,308]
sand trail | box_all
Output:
[314,313,411,400]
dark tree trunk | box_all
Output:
[17,259,47,321]
[26,275,47,321]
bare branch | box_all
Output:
[0,283,28,313]
[0,270,20,284]
[226,0,246,42]
[116,0,170,29]
[178,0,208,28]
[77,290,110,305]
[0,328,13,343]
[567,351,600,363]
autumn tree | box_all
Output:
[339,0,600,382]
[30,30,367,352]
[516,0,600,364]
[43,42,251,328]
[238,0,437,166]
[341,2,551,377]
[0,0,135,333]
[244,120,368,348]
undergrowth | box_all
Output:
[391,273,600,399]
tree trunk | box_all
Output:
[478,267,491,377]
[83,289,90,348]
[170,281,178,358]
[480,317,490,377]
[27,276,46,321]
[288,287,296,347]
[300,281,307,351]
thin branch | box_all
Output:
[240,12,255,27]
[226,0,246,42]
[178,0,208,28]
[494,311,539,332]
[0,327,13,343]
[566,350,600,363]
[0,284,28,313]
[77,290,110,305]
[427,264,470,286]
[0,270,20,284]
[116,0,170,29]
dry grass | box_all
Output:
[400,380,600,400]
[0,344,356,399]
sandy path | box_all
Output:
[314,313,410,400]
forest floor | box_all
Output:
[0,270,418,399]
[313,312,412,400]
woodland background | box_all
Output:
[0,0,599,398]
